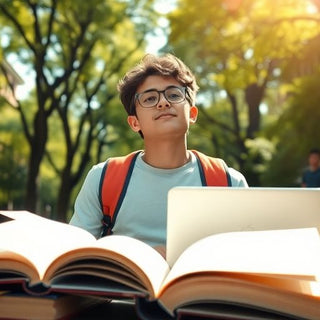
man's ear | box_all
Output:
[127,115,141,133]
[189,106,198,124]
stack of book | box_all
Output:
[0,210,320,319]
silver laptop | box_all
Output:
[166,187,320,266]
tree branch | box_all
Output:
[0,3,36,54]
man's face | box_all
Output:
[309,153,320,168]
[127,75,198,140]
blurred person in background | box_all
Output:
[301,148,320,187]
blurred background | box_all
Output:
[0,0,319,221]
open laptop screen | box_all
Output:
[166,187,320,266]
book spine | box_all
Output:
[135,297,174,320]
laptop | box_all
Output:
[166,187,320,266]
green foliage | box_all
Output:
[242,137,275,186]
[0,108,27,208]
[261,70,320,186]
[166,0,320,185]
[1,0,320,215]
[0,0,157,218]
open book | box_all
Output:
[1,210,320,319]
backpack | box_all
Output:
[99,150,231,236]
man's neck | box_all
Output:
[142,140,190,169]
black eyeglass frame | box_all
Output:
[134,86,188,109]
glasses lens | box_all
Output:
[165,87,185,103]
[138,91,159,108]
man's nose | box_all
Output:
[156,92,170,108]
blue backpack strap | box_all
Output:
[99,151,141,236]
[191,150,231,186]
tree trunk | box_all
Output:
[24,111,48,213]
[56,168,73,222]
[245,83,265,139]
[55,149,91,222]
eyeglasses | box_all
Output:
[135,86,187,108]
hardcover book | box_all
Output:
[0,210,320,319]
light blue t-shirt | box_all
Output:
[70,151,248,247]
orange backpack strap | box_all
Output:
[191,150,231,186]
[99,151,141,236]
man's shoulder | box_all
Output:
[228,167,249,187]
[90,151,141,171]
[85,162,106,182]
[190,150,248,187]
[91,161,107,171]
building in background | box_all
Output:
[0,59,24,106]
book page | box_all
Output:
[159,273,320,318]
[0,211,96,282]
[45,235,170,298]
[161,228,320,292]
[0,211,170,297]
[95,235,169,296]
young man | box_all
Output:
[69,54,248,256]
[301,148,320,187]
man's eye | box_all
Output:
[143,93,157,104]
[169,93,180,99]
[167,91,183,100]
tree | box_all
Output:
[165,0,320,185]
[261,69,320,186]
[0,107,28,209]
[0,0,156,220]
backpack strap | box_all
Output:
[99,151,141,236]
[191,150,231,186]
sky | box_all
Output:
[146,0,176,53]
